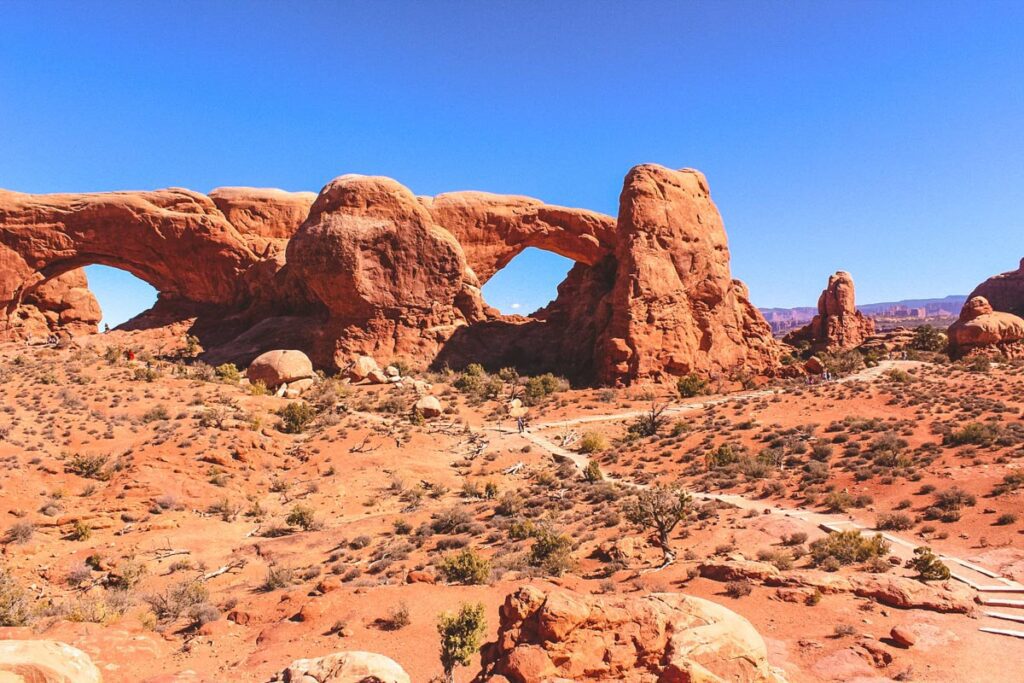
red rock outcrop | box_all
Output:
[1,165,781,385]
[475,586,788,682]
[947,295,1024,358]
[595,165,779,383]
[784,271,874,352]
[5,268,100,339]
[969,258,1024,318]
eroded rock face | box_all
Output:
[1,165,781,385]
[969,258,1024,318]
[947,295,1024,358]
[784,271,874,352]
[0,639,102,683]
[475,586,788,682]
[6,269,100,338]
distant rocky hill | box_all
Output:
[761,295,966,335]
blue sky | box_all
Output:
[2,1,1022,324]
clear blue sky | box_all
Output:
[2,1,1022,324]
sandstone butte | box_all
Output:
[0,165,781,385]
[783,270,874,352]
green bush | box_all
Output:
[911,325,945,352]
[677,373,708,398]
[437,548,491,585]
[276,402,317,433]
[876,512,914,531]
[286,504,318,531]
[577,432,607,454]
[910,546,950,581]
[809,530,889,567]
[528,526,574,576]
[215,363,241,382]
[65,453,110,480]
[437,602,487,682]
[583,460,604,483]
[522,373,568,406]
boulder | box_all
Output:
[0,640,102,683]
[849,574,975,613]
[890,625,916,647]
[476,586,788,682]
[247,350,314,389]
[784,271,875,352]
[699,558,782,583]
[348,355,380,382]
[947,295,1024,358]
[271,651,410,683]
[413,395,443,418]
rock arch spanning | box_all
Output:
[0,165,780,385]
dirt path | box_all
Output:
[493,360,1024,639]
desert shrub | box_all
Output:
[141,405,170,423]
[677,373,708,398]
[725,579,753,598]
[876,513,914,531]
[276,402,317,433]
[214,363,241,382]
[996,513,1018,526]
[809,530,889,567]
[945,422,1001,447]
[5,521,35,545]
[782,531,808,546]
[261,564,296,591]
[0,569,32,626]
[65,453,109,480]
[437,602,487,682]
[824,491,854,512]
[910,546,950,581]
[144,579,209,622]
[819,350,865,376]
[933,487,976,511]
[431,507,474,535]
[583,460,604,483]
[522,373,568,405]
[756,548,794,570]
[379,602,411,630]
[528,526,574,576]
[577,432,607,454]
[286,504,319,531]
[437,548,491,585]
[494,492,523,517]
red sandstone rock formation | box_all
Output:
[595,165,779,383]
[784,271,874,352]
[968,257,1024,318]
[947,295,1024,358]
[6,268,100,338]
[475,585,788,682]
[0,165,781,384]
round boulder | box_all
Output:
[273,650,410,683]
[247,350,314,389]
[414,395,444,418]
[0,640,102,683]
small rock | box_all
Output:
[414,395,443,418]
[890,625,916,648]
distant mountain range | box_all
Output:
[760,295,966,333]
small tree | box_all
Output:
[628,401,670,439]
[622,485,692,566]
[910,546,950,582]
[437,602,487,683]
[911,325,945,352]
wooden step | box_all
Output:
[985,612,1024,624]
[979,598,1024,608]
[979,627,1024,639]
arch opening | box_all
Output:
[480,247,575,317]
[84,265,158,330]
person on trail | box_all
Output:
[516,416,525,434]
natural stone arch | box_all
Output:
[423,191,617,284]
[0,187,259,314]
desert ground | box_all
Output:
[1,328,1022,682]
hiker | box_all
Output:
[516,416,525,434]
